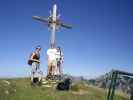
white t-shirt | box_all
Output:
[47,48,57,61]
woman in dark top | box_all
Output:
[29,46,42,83]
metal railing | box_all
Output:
[107,70,133,100]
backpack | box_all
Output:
[28,60,33,65]
[28,53,33,65]
[56,78,72,90]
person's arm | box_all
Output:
[30,53,40,63]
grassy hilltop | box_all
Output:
[0,78,130,100]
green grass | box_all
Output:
[0,78,130,100]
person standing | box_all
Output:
[55,47,64,76]
[46,47,57,76]
[28,46,42,83]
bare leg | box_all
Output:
[52,65,55,76]
[31,62,36,82]
[48,61,52,75]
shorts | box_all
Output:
[48,59,57,66]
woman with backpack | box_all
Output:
[28,46,42,84]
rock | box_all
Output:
[42,84,52,88]
[14,89,16,92]
[5,90,9,95]
[3,80,10,85]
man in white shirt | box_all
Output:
[47,48,57,76]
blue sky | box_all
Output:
[0,0,133,78]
